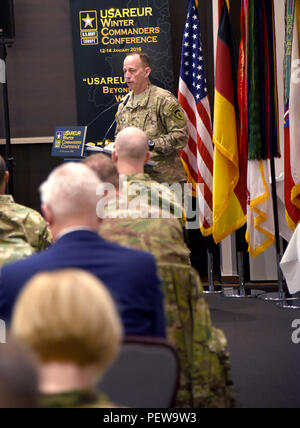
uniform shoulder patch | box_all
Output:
[165,102,186,125]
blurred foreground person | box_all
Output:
[0,162,166,339]
[0,155,51,267]
[0,340,38,408]
[11,269,122,408]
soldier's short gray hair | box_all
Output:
[125,51,150,68]
[39,162,101,219]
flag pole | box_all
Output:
[222,228,260,299]
[0,34,15,196]
[259,158,300,307]
[203,248,223,295]
[270,158,285,299]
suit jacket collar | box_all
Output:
[55,229,102,244]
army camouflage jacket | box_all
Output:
[115,84,189,183]
[40,389,119,408]
[0,195,52,267]
[121,173,185,223]
[100,213,235,408]
[101,214,190,266]
[159,263,235,408]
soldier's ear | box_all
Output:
[4,171,9,185]
[144,66,151,79]
[144,151,151,165]
[112,149,118,163]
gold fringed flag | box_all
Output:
[284,0,300,231]
[212,0,247,244]
[243,0,280,257]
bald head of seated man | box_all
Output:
[112,127,150,175]
[112,127,184,223]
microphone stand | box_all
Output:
[85,93,131,155]
[85,93,131,148]
[86,100,121,130]
[102,93,131,143]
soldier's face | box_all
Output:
[123,55,151,95]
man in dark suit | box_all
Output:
[0,162,166,338]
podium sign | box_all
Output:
[69,0,174,144]
[51,126,87,158]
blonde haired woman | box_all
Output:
[11,269,122,408]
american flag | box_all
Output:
[178,0,214,236]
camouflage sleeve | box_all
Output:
[38,225,53,251]
[159,263,235,408]
[115,105,122,137]
[152,97,189,154]
[188,269,235,408]
[24,212,53,252]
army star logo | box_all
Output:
[82,13,95,28]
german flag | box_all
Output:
[212,0,247,244]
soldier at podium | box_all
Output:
[115,51,189,184]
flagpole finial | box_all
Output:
[194,0,198,7]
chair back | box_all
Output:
[98,336,180,408]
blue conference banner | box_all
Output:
[51,126,87,158]
[69,0,174,145]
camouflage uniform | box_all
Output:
[115,84,189,184]
[100,211,235,408]
[121,173,185,226]
[101,214,189,265]
[0,195,52,267]
[159,263,235,408]
[40,389,119,408]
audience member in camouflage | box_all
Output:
[0,157,51,267]
[112,127,185,226]
[101,210,189,266]
[159,263,235,408]
[100,213,235,408]
[122,173,185,224]
[116,52,189,183]
[86,148,235,407]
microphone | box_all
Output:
[86,93,130,129]
[101,92,131,144]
